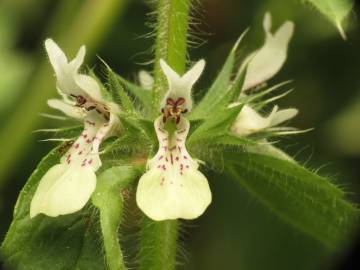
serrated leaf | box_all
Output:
[116,75,152,112]
[211,65,248,112]
[225,152,359,248]
[92,166,140,270]
[1,145,106,270]
[303,0,354,39]
[107,69,137,115]
[190,30,248,119]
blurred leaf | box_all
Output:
[1,145,106,270]
[0,51,32,110]
[326,96,360,155]
[225,152,359,248]
[92,166,140,270]
[302,0,354,39]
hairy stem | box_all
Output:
[152,0,192,114]
[99,201,127,270]
[139,219,179,270]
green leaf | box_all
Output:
[92,166,140,270]
[210,65,248,114]
[188,104,243,145]
[116,75,153,113]
[303,0,354,39]
[190,31,248,119]
[107,68,137,115]
[214,133,255,147]
[1,145,106,270]
[225,152,359,248]
[244,142,295,163]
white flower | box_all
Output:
[136,59,211,221]
[232,105,298,136]
[242,12,294,91]
[160,59,205,121]
[136,117,211,221]
[44,39,104,102]
[30,39,120,218]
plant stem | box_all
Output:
[0,0,128,189]
[92,166,141,270]
[152,0,192,114]
[139,219,179,270]
[99,201,127,270]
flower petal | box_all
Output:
[45,38,103,102]
[30,163,96,218]
[136,117,211,220]
[47,99,84,119]
[70,45,86,71]
[160,59,181,89]
[45,38,69,77]
[242,12,294,90]
[89,112,120,161]
[160,59,205,112]
[61,111,107,170]
[45,39,84,97]
[136,164,211,221]
[270,108,298,127]
[232,105,274,136]
[182,59,206,89]
[75,74,103,102]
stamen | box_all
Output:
[162,97,187,124]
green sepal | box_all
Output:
[116,75,152,113]
[107,68,137,115]
[188,104,243,145]
[190,30,248,119]
[209,64,248,114]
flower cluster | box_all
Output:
[31,12,298,221]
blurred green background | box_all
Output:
[1,0,360,269]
